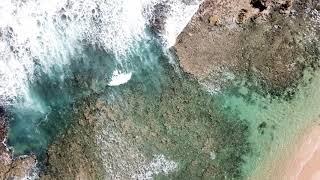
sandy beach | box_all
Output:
[254,123,320,180]
[281,124,320,180]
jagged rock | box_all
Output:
[0,147,37,179]
[2,156,37,179]
[0,107,7,142]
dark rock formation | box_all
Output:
[250,0,268,11]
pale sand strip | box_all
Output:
[249,122,320,180]
[282,124,320,180]
[252,124,320,180]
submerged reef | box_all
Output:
[174,0,320,178]
[41,97,105,180]
[43,59,251,179]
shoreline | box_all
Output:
[251,122,320,180]
[278,123,320,180]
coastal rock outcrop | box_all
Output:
[174,0,319,96]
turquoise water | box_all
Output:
[7,32,165,156]
[93,53,251,179]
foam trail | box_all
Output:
[0,0,203,103]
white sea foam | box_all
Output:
[160,0,203,47]
[0,0,202,105]
[143,0,203,47]
[0,0,148,104]
[108,70,133,86]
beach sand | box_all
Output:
[253,123,320,180]
[282,124,320,180]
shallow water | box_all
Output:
[216,70,320,177]
[4,22,320,180]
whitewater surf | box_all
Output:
[0,0,203,178]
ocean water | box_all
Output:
[0,0,202,156]
[0,0,319,179]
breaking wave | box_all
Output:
[0,0,203,157]
[0,0,202,106]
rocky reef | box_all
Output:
[41,58,251,179]
[174,0,320,96]
[148,2,171,34]
[40,97,106,180]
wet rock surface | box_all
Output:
[174,0,320,96]
[0,108,7,151]
[146,0,202,36]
